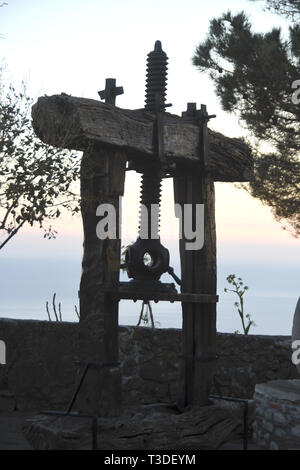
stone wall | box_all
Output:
[0,318,298,411]
[253,380,300,449]
[119,326,182,406]
[119,327,298,405]
[0,319,78,411]
[213,333,298,399]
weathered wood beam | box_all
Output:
[174,174,217,407]
[32,94,253,182]
[78,147,126,416]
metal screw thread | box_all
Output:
[138,172,162,238]
[138,41,167,239]
[145,40,168,112]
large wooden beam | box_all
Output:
[78,146,126,416]
[32,94,253,182]
[174,174,217,407]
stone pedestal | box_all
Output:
[253,380,300,449]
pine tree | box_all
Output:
[193,5,300,236]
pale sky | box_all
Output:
[0,0,299,263]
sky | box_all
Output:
[0,0,299,329]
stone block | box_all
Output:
[291,424,300,437]
[253,380,300,450]
[273,428,285,439]
[256,380,300,403]
[272,410,287,425]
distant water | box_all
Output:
[0,257,299,336]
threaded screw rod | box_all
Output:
[138,41,168,240]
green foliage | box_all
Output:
[224,274,256,335]
[193,7,300,236]
[249,0,300,19]
[0,81,81,250]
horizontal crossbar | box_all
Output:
[107,290,218,303]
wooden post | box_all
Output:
[78,146,126,416]
[174,173,217,407]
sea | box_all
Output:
[0,253,299,336]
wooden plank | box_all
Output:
[32,94,253,182]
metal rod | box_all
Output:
[41,410,92,418]
[92,416,98,450]
[67,363,90,413]
[243,400,248,451]
[40,362,103,450]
